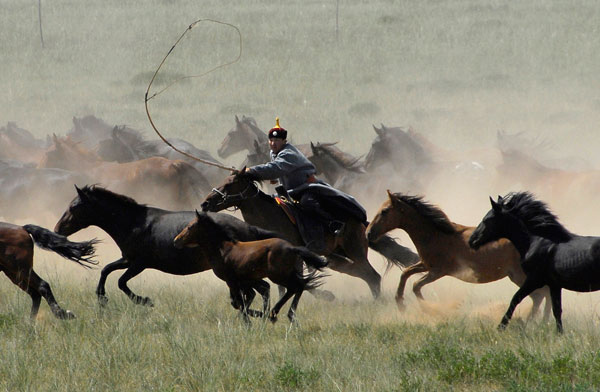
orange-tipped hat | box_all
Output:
[268,117,287,139]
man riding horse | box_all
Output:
[245,118,367,253]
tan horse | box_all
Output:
[366,191,550,318]
[38,135,211,210]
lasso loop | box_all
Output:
[145,19,242,172]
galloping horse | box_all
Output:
[39,134,211,210]
[0,222,97,319]
[201,170,419,298]
[366,191,550,317]
[0,122,47,164]
[470,192,600,333]
[174,211,328,323]
[54,185,279,308]
[309,142,365,187]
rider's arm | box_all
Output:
[246,150,298,180]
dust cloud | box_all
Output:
[2,1,600,322]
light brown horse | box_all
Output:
[366,191,551,318]
[0,222,97,319]
[174,211,328,323]
[38,134,211,210]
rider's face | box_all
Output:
[269,138,286,154]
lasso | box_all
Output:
[145,19,242,171]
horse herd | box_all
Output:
[2,115,600,332]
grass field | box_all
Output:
[3,1,600,390]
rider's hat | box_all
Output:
[268,117,287,140]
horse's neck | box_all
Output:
[395,209,450,246]
[89,202,147,247]
[499,224,533,259]
[237,193,298,243]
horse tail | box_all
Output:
[291,246,329,270]
[368,234,420,272]
[300,268,328,291]
[23,225,99,268]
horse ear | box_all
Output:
[310,141,317,154]
[235,115,240,124]
[387,189,398,204]
[195,209,201,219]
[497,195,503,203]
[52,133,59,144]
[490,196,501,212]
[75,185,88,201]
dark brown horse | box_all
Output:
[39,134,211,210]
[174,211,328,323]
[201,170,419,298]
[0,222,97,319]
[366,191,550,318]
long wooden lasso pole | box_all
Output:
[145,19,242,171]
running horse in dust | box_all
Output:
[366,190,551,318]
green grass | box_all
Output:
[1,271,600,391]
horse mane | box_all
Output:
[241,116,268,142]
[393,193,456,234]
[312,142,364,172]
[81,185,146,211]
[501,192,572,241]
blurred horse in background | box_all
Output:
[0,122,47,164]
[0,159,91,224]
[309,141,365,187]
[39,135,211,210]
[366,191,550,317]
[218,115,268,160]
[0,222,97,319]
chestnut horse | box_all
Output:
[0,222,97,319]
[201,170,419,299]
[174,211,328,323]
[39,134,211,210]
[366,191,550,317]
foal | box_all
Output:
[0,222,97,319]
[174,211,328,323]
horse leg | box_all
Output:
[5,267,73,319]
[499,278,544,330]
[412,270,443,301]
[253,280,271,317]
[287,289,304,323]
[549,285,563,333]
[395,261,427,311]
[269,289,295,323]
[117,266,152,306]
[96,257,129,306]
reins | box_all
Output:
[145,19,242,172]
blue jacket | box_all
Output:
[247,143,316,192]
[248,142,367,223]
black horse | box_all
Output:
[469,192,600,333]
[54,185,279,307]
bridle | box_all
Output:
[209,181,260,211]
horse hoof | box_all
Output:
[269,313,278,323]
[98,295,108,307]
[57,309,76,320]
[396,300,406,312]
[497,323,507,332]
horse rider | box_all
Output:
[245,118,367,253]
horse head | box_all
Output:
[218,115,267,159]
[201,167,259,212]
[54,185,98,236]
